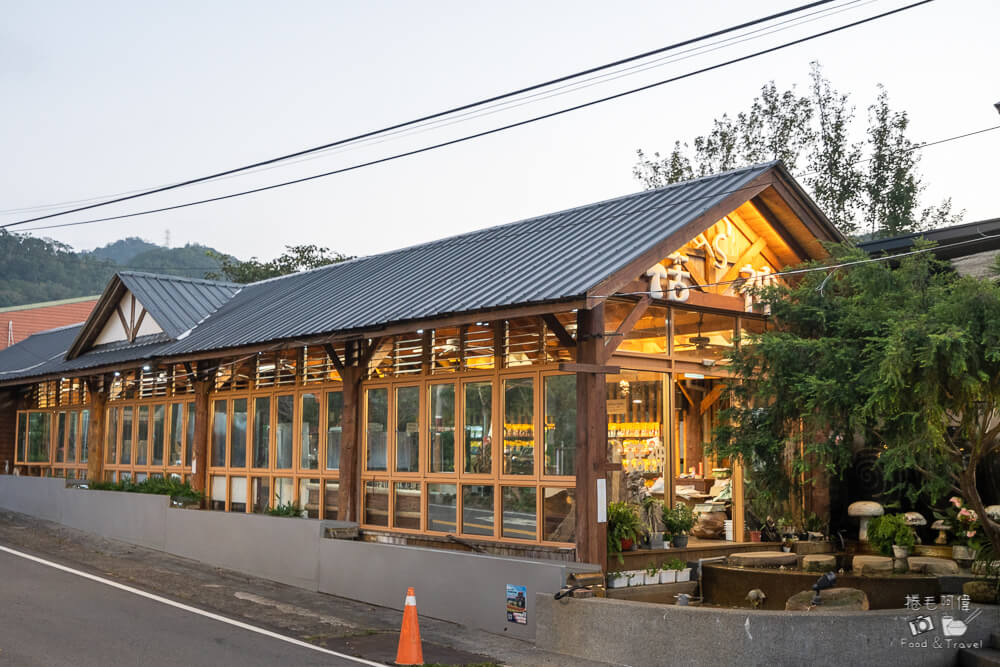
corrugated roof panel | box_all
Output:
[118,272,240,338]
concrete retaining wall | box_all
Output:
[0,476,596,639]
[536,594,1000,667]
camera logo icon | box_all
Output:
[908,615,935,636]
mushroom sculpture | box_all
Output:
[848,501,884,543]
[904,512,926,544]
[986,505,1000,521]
[931,519,950,545]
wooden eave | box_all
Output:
[64,274,129,361]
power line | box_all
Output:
[7,0,937,234]
[3,1,841,225]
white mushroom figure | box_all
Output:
[904,512,926,543]
[931,519,950,545]
[986,505,1000,521]
[848,501,884,543]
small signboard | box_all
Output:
[506,584,527,625]
[607,398,627,415]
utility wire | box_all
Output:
[6,0,937,233]
[3,0,841,225]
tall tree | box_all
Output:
[709,247,1000,557]
[634,63,961,238]
[205,244,352,283]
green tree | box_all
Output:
[709,246,1000,556]
[205,244,353,283]
[633,63,961,238]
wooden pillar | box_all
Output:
[338,342,364,523]
[190,369,212,497]
[574,304,608,570]
[85,377,107,482]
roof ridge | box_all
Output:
[246,161,778,288]
[117,270,240,288]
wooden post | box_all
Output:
[574,304,608,570]
[338,341,364,523]
[85,377,107,482]
[190,364,212,497]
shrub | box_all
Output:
[88,477,203,505]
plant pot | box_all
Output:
[676,567,692,583]
[607,574,630,589]
[749,530,762,542]
[671,534,689,548]
[661,569,677,584]
[620,538,634,552]
[892,545,912,559]
[626,570,643,586]
[649,531,665,549]
[643,572,659,585]
[952,545,977,563]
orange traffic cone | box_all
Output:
[395,587,424,665]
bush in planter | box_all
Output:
[868,513,915,556]
[663,557,690,582]
[88,477,203,506]
[265,502,303,517]
[663,503,695,547]
[607,501,642,564]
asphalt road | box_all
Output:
[0,548,376,667]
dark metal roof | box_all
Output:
[0,325,82,377]
[117,272,240,339]
[0,161,815,384]
[858,218,1000,259]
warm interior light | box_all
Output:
[683,372,704,379]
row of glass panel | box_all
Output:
[15,410,91,464]
[362,481,575,543]
[207,475,337,516]
[363,374,577,478]
[105,403,194,468]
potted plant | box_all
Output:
[606,570,631,589]
[641,496,665,549]
[626,570,643,586]
[663,503,695,548]
[868,513,916,557]
[643,562,660,585]
[939,497,983,563]
[607,501,643,564]
[674,559,693,583]
[660,561,677,584]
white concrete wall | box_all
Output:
[0,476,597,639]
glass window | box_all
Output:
[27,412,50,463]
[299,478,320,518]
[229,476,247,512]
[136,406,149,466]
[275,395,294,469]
[16,412,27,463]
[503,378,534,475]
[326,392,342,470]
[427,483,456,533]
[464,382,492,474]
[672,309,736,362]
[169,403,183,466]
[274,477,294,508]
[395,386,419,472]
[105,408,118,465]
[542,487,575,542]
[606,302,668,355]
[502,486,537,540]
[80,410,89,463]
[56,412,66,463]
[544,375,576,476]
[364,480,389,526]
[120,406,133,465]
[428,384,455,473]
[300,393,319,470]
[251,477,270,513]
[211,400,226,467]
[324,480,339,520]
[152,404,165,466]
[210,476,226,511]
[365,388,388,471]
[135,472,147,482]
[67,411,78,463]
[462,484,494,536]
[185,403,195,467]
[252,397,270,469]
[394,482,421,530]
[230,398,247,468]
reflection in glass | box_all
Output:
[503,378,534,475]
[395,386,419,472]
[252,477,270,513]
[67,411,78,463]
[364,480,389,526]
[394,482,421,530]
[276,396,294,469]
[136,406,149,465]
[464,382,492,474]
[301,393,319,470]
[324,480,339,520]
[427,483,456,533]
[462,485,494,536]
[544,375,576,476]
[429,384,455,473]
[326,392,343,470]
[253,397,270,468]
[105,408,118,464]
[230,399,247,468]
[27,412,51,463]
[80,410,89,463]
[186,403,195,467]
[121,406,133,465]
[299,478,320,518]
[211,401,226,467]
[210,476,226,511]
[56,412,66,463]
[230,476,247,512]
[16,412,27,463]
[169,403,183,466]
[542,487,576,542]
[365,388,388,471]
[502,486,537,540]
[152,404,165,466]
[274,477,294,508]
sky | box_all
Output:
[2,0,999,263]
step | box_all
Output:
[959,647,1000,667]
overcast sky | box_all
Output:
[3,0,998,262]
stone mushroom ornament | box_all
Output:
[848,501,884,543]
[931,519,951,545]
[986,505,1000,521]
[904,512,926,543]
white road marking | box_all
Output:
[0,544,385,666]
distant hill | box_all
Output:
[0,231,231,308]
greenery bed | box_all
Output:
[87,477,203,505]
